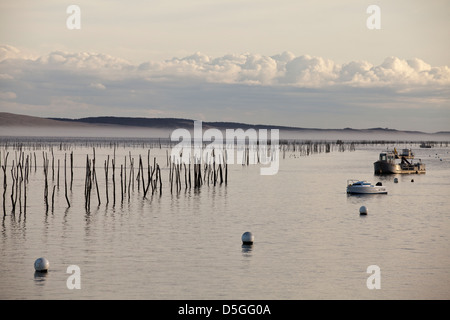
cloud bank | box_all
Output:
[2,45,449,87]
[1,45,449,132]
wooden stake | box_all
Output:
[104,155,109,204]
[57,159,60,189]
[64,153,70,208]
[70,151,73,191]
[120,164,124,203]
[2,154,9,215]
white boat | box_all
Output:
[346,180,388,194]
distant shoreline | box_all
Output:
[1,112,450,141]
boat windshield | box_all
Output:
[353,181,370,186]
[379,153,387,161]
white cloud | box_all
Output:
[0,73,13,80]
[282,55,340,86]
[35,51,133,73]
[0,45,21,61]
[90,82,106,90]
[0,91,17,99]
[1,45,449,89]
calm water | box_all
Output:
[1,141,449,299]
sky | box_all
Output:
[1,0,449,132]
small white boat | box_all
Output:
[347,179,387,194]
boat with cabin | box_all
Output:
[346,180,387,194]
[374,148,425,174]
[420,142,433,148]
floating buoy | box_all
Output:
[394,178,398,183]
[359,206,368,215]
[34,257,49,273]
[411,179,414,182]
[242,232,254,245]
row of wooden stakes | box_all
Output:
[0,147,230,215]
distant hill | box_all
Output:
[1,112,449,140]
[48,115,445,136]
[46,115,426,134]
[0,112,92,128]
[49,116,195,130]
[48,116,306,131]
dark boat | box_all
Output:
[374,148,426,174]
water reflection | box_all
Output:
[2,214,28,240]
[241,244,253,257]
[33,271,49,286]
[1,143,448,299]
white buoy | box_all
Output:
[394,178,398,183]
[34,257,49,272]
[242,232,254,245]
[359,206,368,215]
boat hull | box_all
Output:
[347,186,387,194]
[374,161,400,174]
[374,161,425,174]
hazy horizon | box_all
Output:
[1,112,450,142]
